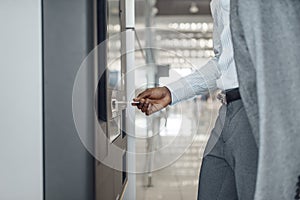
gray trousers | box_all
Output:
[197,100,258,200]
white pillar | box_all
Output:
[124,0,136,199]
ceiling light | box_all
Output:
[189,2,199,14]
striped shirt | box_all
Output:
[166,0,239,105]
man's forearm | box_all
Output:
[166,60,221,105]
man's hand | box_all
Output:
[132,87,172,115]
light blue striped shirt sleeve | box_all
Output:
[166,0,239,105]
[166,59,221,105]
[166,7,222,105]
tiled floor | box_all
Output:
[136,98,221,200]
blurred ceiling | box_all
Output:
[156,0,211,15]
[135,0,211,16]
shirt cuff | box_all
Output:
[165,61,221,105]
[165,78,196,105]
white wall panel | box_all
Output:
[0,0,43,199]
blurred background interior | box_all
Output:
[108,1,220,199]
[0,0,221,200]
[133,0,220,199]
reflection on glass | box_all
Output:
[107,0,122,90]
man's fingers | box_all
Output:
[141,99,150,113]
[134,99,166,115]
[131,88,167,115]
[146,103,164,115]
[131,101,140,106]
[135,99,162,115]
[137,98,145,110]
[145,104,152,116]
[135,89,152,101]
